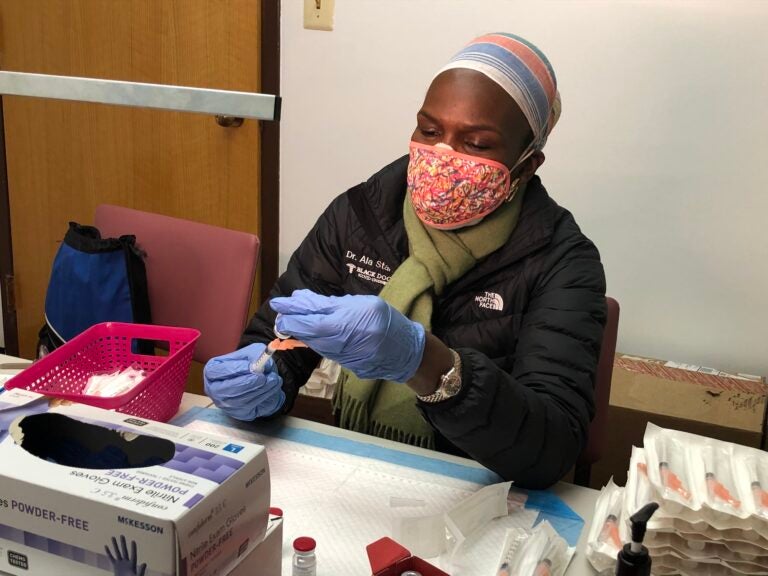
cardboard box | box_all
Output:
[592,354,768,487]
[0,388,270,576]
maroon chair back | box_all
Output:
[575,297,620,486]
[95,205,260,364]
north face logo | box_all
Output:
[475,291,504,311]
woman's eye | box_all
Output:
[466,141,490,151]
[419,128,438,138]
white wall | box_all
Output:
[280,0,768,377]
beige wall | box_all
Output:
[279,0,768,377]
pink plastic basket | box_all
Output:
[5,322,200,423]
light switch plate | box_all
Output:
[304,0,335,31]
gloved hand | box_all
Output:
[203,343,285,420]
[105,535,147,576]
[270,289,426,382]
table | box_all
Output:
[286,417,600,574]
[180,394,601,575]
[0,355,602,575]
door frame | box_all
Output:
[0,1,282,358]
[260,0,280,297]
[0,102,18,355]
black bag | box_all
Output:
[38,222,152,357]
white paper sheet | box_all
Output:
[179,419,539,575]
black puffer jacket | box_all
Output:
[242,156,606,489]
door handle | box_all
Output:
[215,115,245,128]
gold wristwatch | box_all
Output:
[417,349,462,403]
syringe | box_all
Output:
[250,341,278,374]
[249,316,306,374]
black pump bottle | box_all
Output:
[615,502,659,576]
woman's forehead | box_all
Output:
[421,69,531,137]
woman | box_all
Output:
[204,33,606,489]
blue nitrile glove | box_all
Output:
[105,536,147,576]
[203,343,285,420]
[270,289,426,382]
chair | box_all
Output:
[94,205,260,364]
[574,297,620,487]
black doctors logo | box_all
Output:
[344,250,392,286]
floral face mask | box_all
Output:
[407,142,524,230]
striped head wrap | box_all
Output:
[438,33,561,150]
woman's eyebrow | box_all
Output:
[416,110,439,123]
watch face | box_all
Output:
[444,350,463,396]
[442,372,462,396]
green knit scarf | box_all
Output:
[332,187,526,448]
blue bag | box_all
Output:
[38,222,152,357]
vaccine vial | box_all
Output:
[292,537,316,576]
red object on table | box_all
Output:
[367,537,449,576]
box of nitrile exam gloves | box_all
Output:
[0,388,270,576]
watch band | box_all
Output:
[417,348,462,404]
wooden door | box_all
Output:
[0,1,271,389]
